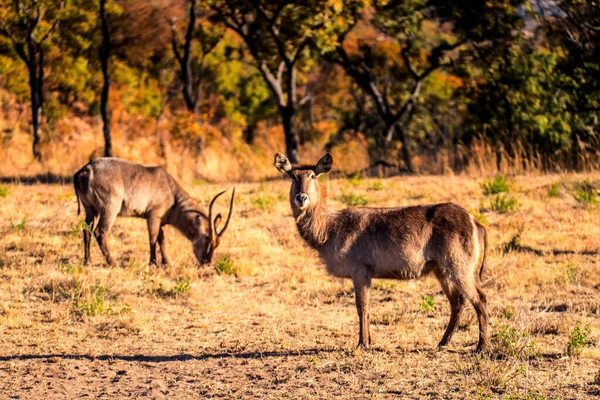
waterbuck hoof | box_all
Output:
[357,340,371,350]
[475,342,489,354]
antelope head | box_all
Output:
[274,153,333,214]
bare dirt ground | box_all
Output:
[1,173,599,399]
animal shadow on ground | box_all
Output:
[0,173,73,185]
[511,245,598,257]
[0,348,337,363]
[0,346,460,364]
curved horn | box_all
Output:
[208,190,226,242]
[217,187,235,238]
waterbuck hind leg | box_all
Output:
[473,282,490,352]
[459,281,489,352]
[352,270,372,349]
[157,227,170,267]
[435,270,466,348]
[438,292,465,348]
[147,217,161,266]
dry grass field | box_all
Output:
[1,172,599,399]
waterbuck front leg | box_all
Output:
[352,267,372,348]
[157,226,170,267]
[147,217,161,266]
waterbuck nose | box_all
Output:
[295,193,309,206]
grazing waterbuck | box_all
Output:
[73,157,234,267]
[274,153,489,351]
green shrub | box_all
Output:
[471,210,488,226]
[68,220,92,240]
[573,181,598,206]
[215,255,236,276]
[482,175,511,195]
[371,181,384,191]
[192,178,209,186]
[566,324,590,357]
[503,229,523,253]
[488,194,518,213]
[72,284,113,316]
[251,195,275,210]
[0,185,8,198]
[420,294,435,313]
[547,182,560,198]
[168,277,192,297]
[340,193,368,206]
[349,171,362,187]
[492,325,536,359]
[10,218,25,232]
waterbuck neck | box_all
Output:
[294,201,336,250]
[167,177,207,240]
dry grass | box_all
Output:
[1,173,599,399]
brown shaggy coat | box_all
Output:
[275,152,489,351]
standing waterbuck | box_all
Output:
[274,153,489,351]
[73,158,234,267]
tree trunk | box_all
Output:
[244,122,256,145]
[280,105,299,164]
[28,59,42,161]
[181,0,197,113]
[100,0,112,157]
[394,124,415,174]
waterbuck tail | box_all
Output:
[73,165,92,216]
[478,223,488,280]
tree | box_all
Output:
[327,0,524,172]
[210,0,361,164]
[99,0,111,156]
[169,0,222,115]
[0,0,64,160]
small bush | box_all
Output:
[488,194,518,213]
[349,171,362,187]
[573,180,598,206]
[340,193,368,206]
[482,175,511,195]
[504,228,523,253]
[471,210,488,226]
[566,324,590,357]
[68,220,92,240]
[371,181,384,191]
[215,255,236,276]
[10,218,25,232]
[192,178,209,186]
[594,369,600,386]
[251,195,275,210]
[566,263,578,285]
[59,261,85,275]
[0,185,9,198]
[72,284,113,317]
[168,277,191,297]
[492,325,536,359]
[420,294,435,313]
[547,182,560,198]
[502,306,516,320]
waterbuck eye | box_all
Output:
[310,172,316,180]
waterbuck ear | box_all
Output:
[315,153,333,175]
[274,152,293,176]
